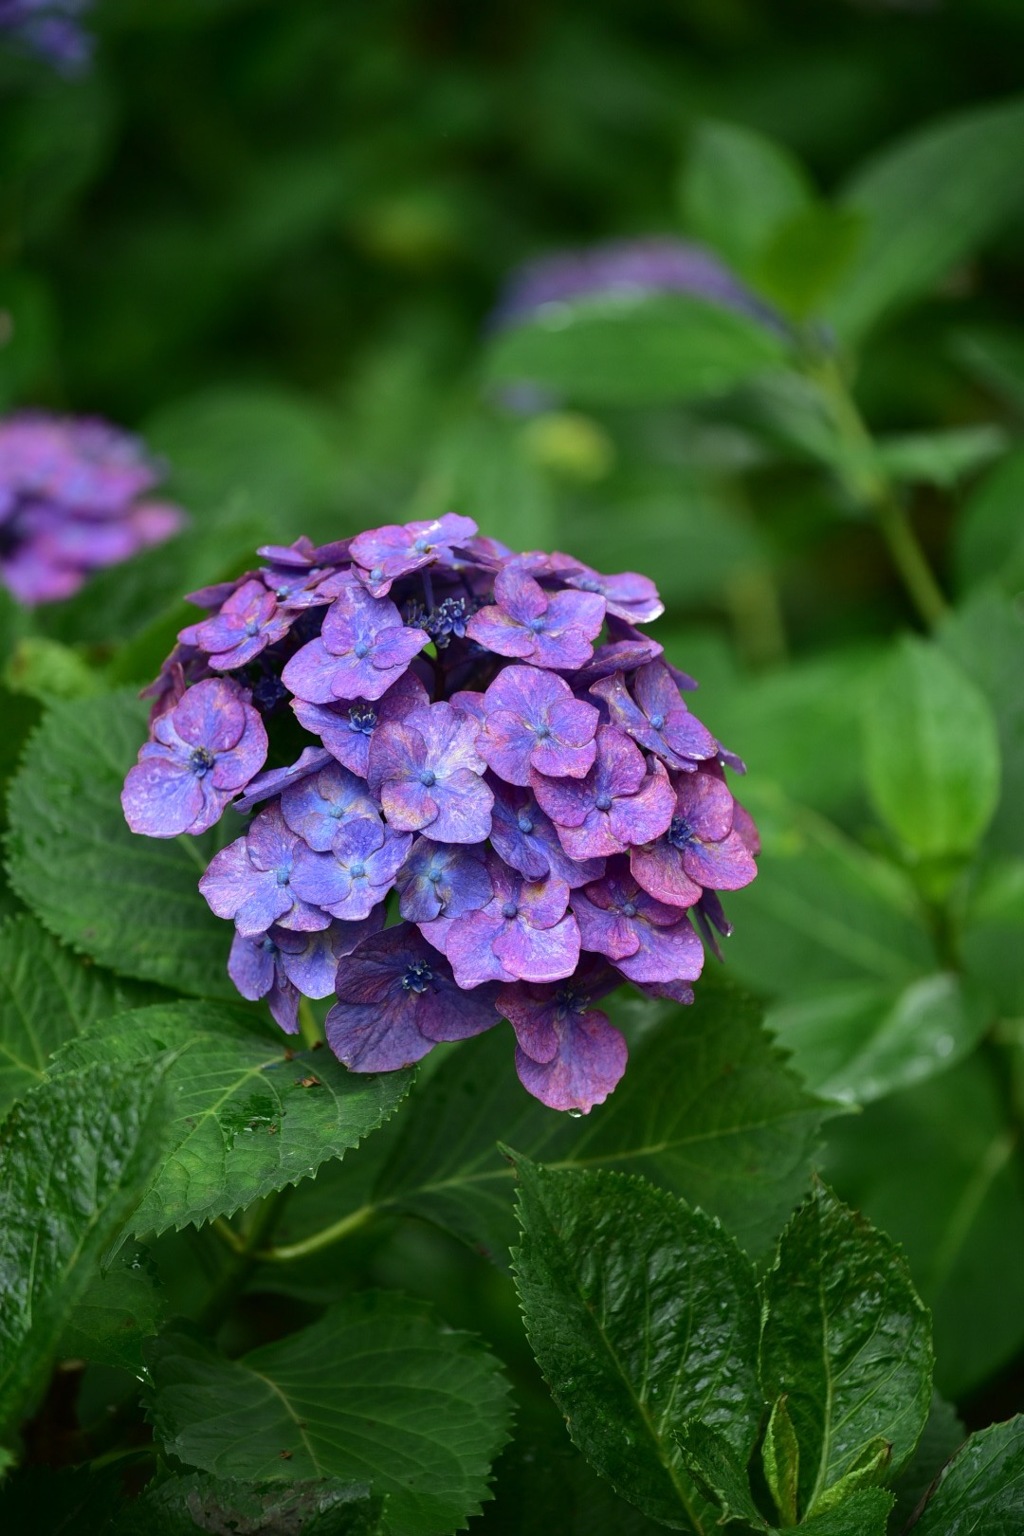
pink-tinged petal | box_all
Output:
[465,604,536,658]
[630,843,702,909]
[552,814,628,861]
[494,565,549,623]
[422,771,494,843]
[733,800,761,856]
[607,761,676,846]
[121,757,206,837]
[531,770,594,829]
[493,912,582,984]
[371,623,430,671]
[682,829,758,891]
[517,873,572,931]
[281,637,349,703]
[167,677,247,754]
[479,708,536,785]
[445,910,515,987]
[514,1012,627,1113]
[614,916,704,985]
[570,888,641,961]
[674,771,736,842]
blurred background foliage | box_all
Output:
[3,0,1024,1460]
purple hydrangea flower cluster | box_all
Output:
[492,236,781,332]
[121,515,758,1113]
[0,0,92,72]
[0,412,184,605]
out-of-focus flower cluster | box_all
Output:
[492,235,782,332]
[122,515,758,1113]
[0,413,184,605]
[0,0,92,71]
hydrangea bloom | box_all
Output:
[0,0,92,72]
[123,515,757,1113]
[0,412,183,604]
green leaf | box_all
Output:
[485,294,789,407]
[762,1394,800,1527]
[674,1419,768,1528]
[147,1293,512,1536]
[114,1474,386,1536]
[0,1062,170,1440]
[754,205,864,319]
[890,1393,965,1529]
[950,324,1024,414]
[911,1417,1024,1534]
[823,1057,1024,1398]
[724,792,936,993]
[806,1435,891,1514]
[5,692,236,998]
[862,635,1001,859]
[0,914,157,1120]
[795,1487,893,1533]
[56,1242,164,1372]
[873,424,1009,490]
[679,120,812,274]
[372,985,828,1263]
[940,589,1024,859]
[954,445,1024,597]
[765,973,991,1106]
[828,95,1024,340]
[759,1183,933,1520]
[48,1001,413,1234]
[511,1158,762,1530]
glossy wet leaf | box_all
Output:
[674,1420,767,1528]
[0,914,157,1120]
[147,1293,512,1536]
[0,1061,170,1439]
[5,692,237,998]
[56,1242,164,1372]
[512,1158,762,1530]
[760,1183,932,1519]
[911,1417,1024,1534]
[48,1001,413,1234]
[890,1393,966,1528]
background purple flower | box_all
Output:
[122,678,268,837]
[0,0,92,71]
[0,412,183,605]
[492,236,782,332]
[326,924,499,1070]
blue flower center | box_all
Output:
[427,867,443,884]
[576,577,603,594]
[419,769,436,787]
[370,566,384,582]
[668,815,695,850]
[261,936,278,953]
[401,960,433,993]
[413,537,432,555]
[244,618,261,637]
[188,746,216,778]
[350,862,366,879]
[595,792,613,812]
[353,639,371,659]
[501,901,519,920]
[622,901,638,918]
[649,713,665,730]
[528,616,546,634]
[348,705,377,735]
[534,722,551,739]
[517,814,534,834]
[554,983,588,1018]
[275,864,291,887]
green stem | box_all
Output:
[254,1202,377,1263]
[196,1187,292,1332]
[298,996,321,1051]
[809,356,949,631]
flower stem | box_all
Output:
[253,1202,377,1263]
[809,355,949,630]
[196,1187,291,1332]
[297,995,321,1050]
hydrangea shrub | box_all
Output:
[121,514,757,1112]
[0,412,183,605]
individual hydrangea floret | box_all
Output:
[0,411,183,605]
[326,923,500,1070]
[122,513,758,1113]
[282,575,429,704]
[121,678,268,838]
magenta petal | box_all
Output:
[515,1013,627,1112]
[121,757,206,837]
[682,829,758,891]
[630,842,703,909]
